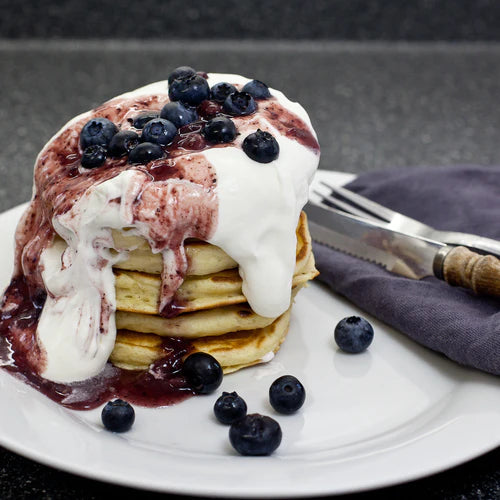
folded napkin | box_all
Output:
[313,165,500,376]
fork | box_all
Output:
[313,181,500,258]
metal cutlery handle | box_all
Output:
[441,246,500,298]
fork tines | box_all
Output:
[315,181,391,224]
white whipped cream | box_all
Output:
[35,73,319,382]
[205,74,318,317]
[38,170,145,381]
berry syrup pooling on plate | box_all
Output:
[0,68,320,409]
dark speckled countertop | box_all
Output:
[1,39,500,499]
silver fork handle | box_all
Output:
[429,230,500,258]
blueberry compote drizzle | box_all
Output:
[0,279,194,410]
[0,277,46,372]
[260,102,319,153]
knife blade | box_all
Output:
[305,201,500,298]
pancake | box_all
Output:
[114,243,317,317]
[112,233,237,276]
[110,212,318,373]
[115,302,277,338]
[112,210,312,276]
[113,212,316,333]
[110,308,292,374]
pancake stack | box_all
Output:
[109,211,318,373]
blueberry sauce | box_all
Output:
[170,122,208,152]
[0,277,46,372]
[261,102,319,153]
[197,100,222,120]
[159,297,187,318]
[0,278,194,409]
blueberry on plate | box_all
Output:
[101,399,135,433]
[169,74,210,106]
[214,391,247,424]
[108,130,140,158]
[222,91,256,116]
[182,352,222,394]
[160,101,198,128]
[168,65,196,85]
[210,82,237,103]
[80,118,118,149]
[203,116,237,144]
[141,118,177,146]
[241,79,271,99]
[334,316,374,353]
[133,112,159,129]
[269,375,305,414]
[229,414,282,456]
[81,145,107,168]
[242,129,279,163]
[128,142,164,164]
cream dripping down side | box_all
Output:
[31,73,320,382]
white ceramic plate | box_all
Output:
[0,171,500,498]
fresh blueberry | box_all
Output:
[101,399,135,433]
[182,352,223,394]
[229,414,282,456]
[81,145,107,168]
[222,91,257,116]
[142,118,177,146]
[269,375,305,414]
[334,316,374,353]
[128,142,163,164]
[214,391,247,424]
[80,118,118,149]
[169,74,210,106]
[203,117,237,144]
[108,130,140,158]
[242,129,279,163]
[242,79,271,99]
[133,112,159,129]
[160,101,198,128]
[168,66,196,85]
[210,82,237,103]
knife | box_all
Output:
[305,201,500,298]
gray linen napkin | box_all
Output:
[313,165,500,375]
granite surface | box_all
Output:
[2,0,500,41]
[1,40,500,499]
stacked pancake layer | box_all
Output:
[110,211,318,373]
